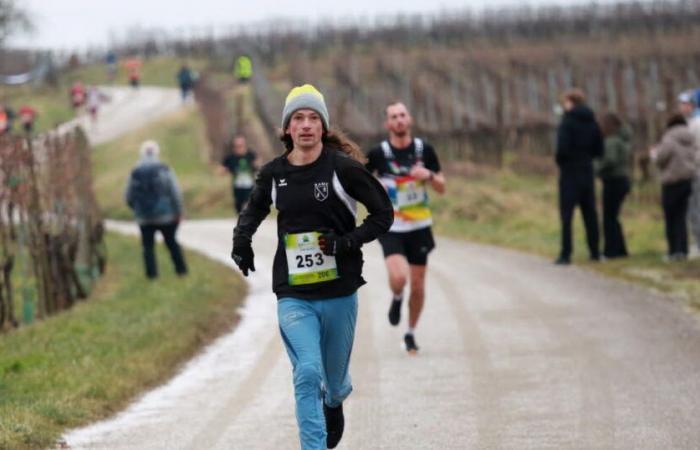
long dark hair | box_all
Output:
[279,127,366,164]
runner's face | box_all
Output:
[385,103,412,138]
[286,109,323,150]
[233,137,247,154]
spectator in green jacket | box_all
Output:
[596,112,633,258]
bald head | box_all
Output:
[384,102,412,138]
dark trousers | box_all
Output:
[559,173,600,260]
[139,222,188,278]
[662,179,692,257]
[602,176,630,258]
[233,187,253,214]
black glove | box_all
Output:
[231,243,255,276]
[318,232,355,256]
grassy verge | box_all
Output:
[432,164,700,308]
[93,106,234,220]
[0,232,245,450]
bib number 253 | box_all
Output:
[296,253,324,268]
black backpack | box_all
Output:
[129,164,172,218]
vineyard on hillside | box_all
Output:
[109,0,700,169]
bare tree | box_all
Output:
[0,0,34,47]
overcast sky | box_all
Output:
[9,0,621,51]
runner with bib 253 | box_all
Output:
[366,101,446,354]
[231,84,392,450]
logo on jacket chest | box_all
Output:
[314,182,329,202]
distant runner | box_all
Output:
[366,101,446,354]
[231,84,392,449]
[18,105,37,134]
[219,134,258,214]
[124,57,142,88]
[85,86,107,123]
[176,63,196,102]
[70,81,86,111]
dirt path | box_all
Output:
[64,219,700,449]
[57,86,182,146]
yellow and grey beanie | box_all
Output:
[281,84,329,131]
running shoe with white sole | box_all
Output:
[404,333,419,354]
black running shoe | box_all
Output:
[388,298,402,326]
[324,402,344,449]
[404,333,419,354]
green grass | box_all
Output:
[0,232,245,450]
[93,107,234,220]
[432,165,700,307]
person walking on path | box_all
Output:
[219,134,258,214]
[365,101,446,354]
[595,112,633,259]
[176,63,196,102]
[125,140,188,279]
[651,114,699,261]
[554,88,603,265]
[231,84,392,450]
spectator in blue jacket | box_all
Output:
[125,140,188,278]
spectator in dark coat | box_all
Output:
[125,140,188,278]
[652,114,699,261]
[176,64,196,102]
[554,88,604,265]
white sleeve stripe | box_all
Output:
[332,171,356,218]
[271,180,277,208]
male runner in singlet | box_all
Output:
[366,102,446,354]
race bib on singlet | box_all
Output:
[396,176,427,209]
[385,175,432,223]
[234,171,254,188]
[285,231,339,286]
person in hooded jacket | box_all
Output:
[125,140,188,278]
[595,112,633,259]
[652,114,699,261]
[554,88,604,265]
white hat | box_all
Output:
[139,140,160,157]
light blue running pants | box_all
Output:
[277,292,358,450]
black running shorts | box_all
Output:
[377,227,435,266]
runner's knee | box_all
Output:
[293,363,323,392]
[389,272,407,290]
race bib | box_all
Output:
[396,177,426,210]
[384,175,432,225]
[285,231,339,286]
[234,171,254,188]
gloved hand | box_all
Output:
[231,243,255,276]
[318,232,355,256]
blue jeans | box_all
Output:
[278,293,358,450]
